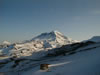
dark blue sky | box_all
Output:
[0,0,100,43]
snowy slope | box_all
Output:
[1,31,78,58]
[2,41,11,45]
[0,40,99,75]
[0,41,11,55]
[1,42,100,75]
[88,36,100,42]
[21,43,100,75]
[0,41,11,49]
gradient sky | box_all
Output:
[0,0,100,43]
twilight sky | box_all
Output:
[0,0,100,43]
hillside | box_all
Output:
[23,43,100,75]
[0,42,100,75]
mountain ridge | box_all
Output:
[88,36,100,42]
[1,31,78,58]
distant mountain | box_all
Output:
[0,36,100,74]
[1,31,79,58]
[31,31,78,48]
[3,41,11,45]
[88,36,100,42]
[0,41,11,49]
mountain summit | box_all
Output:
[31,31,78,48]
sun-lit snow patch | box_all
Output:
[49,61,71,67]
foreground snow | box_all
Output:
[20,46,100,75]
[0,43,100,75]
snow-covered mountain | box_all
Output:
[2,41,11,45]
[0,41,11,49]
[1,31,78,57]
[0,33,100,75]
[88,36,100,42]
[31,31,78,48]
